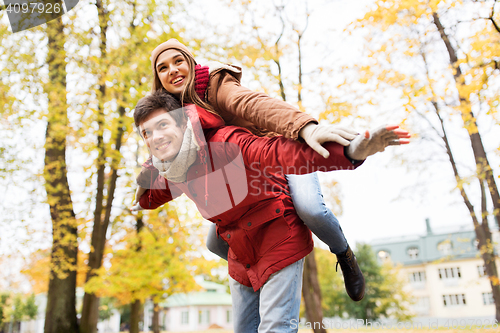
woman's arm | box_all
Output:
[206,69,358,158]
[208,72,315,140]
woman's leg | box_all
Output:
[206,223,229,261]
[286,172,365,302]
[285,172,347,254]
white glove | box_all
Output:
[299,123,358,158]
[130,200,144,212]
[135,186,147,203]
[130,186,147,212]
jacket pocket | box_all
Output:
[239,199,291,257]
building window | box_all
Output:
[377,250,390,261]
[483,292,494,305]
[438,267,461,279]
[438,240,453,255]
[227,309,232,323]
[409,271,426,289]
[442,294,466,307]
[409,271,426,283]
[199,310,210,324]
[181,311,189,325]
[478,265,486,277]
[414,297,430,315]
[407,247,419,259]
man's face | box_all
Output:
[140,108,186,162]
[156,49,190,97]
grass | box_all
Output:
[152,329,499,333]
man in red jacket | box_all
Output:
[131,90,409,332]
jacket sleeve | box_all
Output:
[207,71,317,141]
[224,128,363,175]
[138,175,182,210]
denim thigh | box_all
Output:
[286,173,348,254]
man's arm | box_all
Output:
[226,125,409,175]
[132,175,180,211]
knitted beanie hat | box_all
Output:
[151,39,196,91]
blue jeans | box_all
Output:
[230,258,304,333]
[206,172,348,260]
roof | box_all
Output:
[370,224,479,266]
[161,279,232,308]
[162,291,232,307]
[197,279,228,293]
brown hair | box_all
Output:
[134,90,186,129]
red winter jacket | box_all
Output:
[139,104,362,291]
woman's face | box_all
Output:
[156,49,190,97]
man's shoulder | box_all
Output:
[207,126,253,143]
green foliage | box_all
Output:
[317,244,413,321]
[0,292,38,324]
[0,293,8,327]
[315,248,346,317]
[98,297,116,321]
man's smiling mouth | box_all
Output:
[156,142,171,150]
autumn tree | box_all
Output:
[42,14,82,333]
[341,0,500,320]
[1,1,196,331]
[46,1,195,331]
[84,201,201,333]
[0,10,79,331]
[316,245,413,321]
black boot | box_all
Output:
[336,246,365,301]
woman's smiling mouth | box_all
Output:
[172,76,184,85]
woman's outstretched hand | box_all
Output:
[345,125,411,161]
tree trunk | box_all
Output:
[434,106,500,321]
[129,300,142,333]
[128,216,145,333]
[432,12,500,320]
[479,180,500,321]
[302,251,327,333]
[433,12,500,231]
[79,1,113,332]
[293,15,325,332]
[43,15,78,333]
[152,302,160,333]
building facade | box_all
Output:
[371,219,497,323]
[19,288,121,333]
[143,278,233,332]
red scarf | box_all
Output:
[194,64,209,100]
